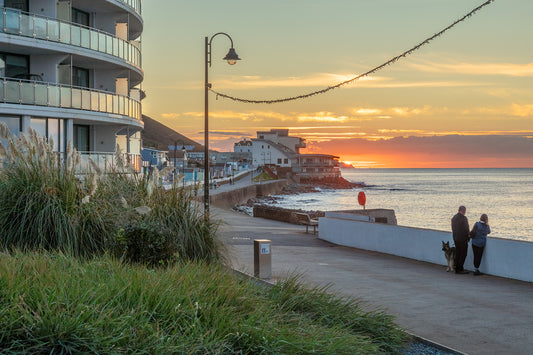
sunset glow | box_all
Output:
[142,0,533,168]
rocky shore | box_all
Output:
[233,176,363,216]
[280,176,365,194]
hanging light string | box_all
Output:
[210,0,495,104]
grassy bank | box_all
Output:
[0,252,408,354]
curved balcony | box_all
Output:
[0,77,141,122]
[0,8,141,71]
[116,0,141,18]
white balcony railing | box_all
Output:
[118,0,141,17]
[79,152,142,173]
[0,77,142,121]
[0,8,141,69]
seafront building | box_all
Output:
[234,129,340,181]
[0,0,144,171]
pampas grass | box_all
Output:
[0,125,111,257]
[0,125,222,264]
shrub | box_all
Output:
[0,126,112,257]
[0,126,223,265]
[145,184,224,264]
[117,221,177,267]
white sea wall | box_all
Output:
[318,212,533,283]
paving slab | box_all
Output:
[213,207,533,355]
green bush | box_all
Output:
[145,185,223,264]
[117,221,177,267]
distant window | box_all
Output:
[268,145,270,149]
[277,158,282,164]
[284,158,288,164]
[72,8,90,26]
[259,135,264,139]
[4,0,28,11]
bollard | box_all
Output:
[254,239,271,279]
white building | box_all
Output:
[0,0,144,171]
[235,129,341,181]
[234,129,304,168]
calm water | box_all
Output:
[265,168,533,242]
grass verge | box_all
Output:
[0,252,409,354]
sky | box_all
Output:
[140,0,533,168]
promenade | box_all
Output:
[210,177,533,355]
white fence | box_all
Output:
[319,212,533,283]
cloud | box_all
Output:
[161,113,181,119]
[214,73,377,89]
[297,113,349,123]
[510,103,533,117]
[410,60,533,77]
[313,135,533,162]
[209,131,251,136]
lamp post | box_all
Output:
[204,32,241,216]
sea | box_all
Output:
[262,168,533,242]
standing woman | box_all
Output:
[471,214,491,275]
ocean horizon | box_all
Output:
[262,168,533,242]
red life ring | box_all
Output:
[357,191,366,206]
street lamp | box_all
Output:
[204,32,241,216]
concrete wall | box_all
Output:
[319,212,533,283]
[210,179,289,209]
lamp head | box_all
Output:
[223,47,241,65]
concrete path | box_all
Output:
[212,206,533,355]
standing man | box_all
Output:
[451,205,470,274]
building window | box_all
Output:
[277,158,282,164]
[72,8,90,27]
[73,124,90,152]
[4,0,28,11]
[284,158,288,164]
[0,115,20,149]
[29,117,65,152]
[0,53,29,78]
[72,67,90,88]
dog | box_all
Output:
[441,241,456,272]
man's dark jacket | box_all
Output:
[451,213,469,242]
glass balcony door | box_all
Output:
[73,124,90,152]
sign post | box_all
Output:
[358,191,366,210]
[254,239,272,279]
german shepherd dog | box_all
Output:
[441,241,456,272]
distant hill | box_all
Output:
[141,115,204,152]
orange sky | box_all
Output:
[141,1,533,168]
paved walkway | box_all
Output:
[212,200,533,355]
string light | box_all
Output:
[210,0,495,104]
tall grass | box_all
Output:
[0,252,408,354]
[0,125,222,264]
[0,127,111,257]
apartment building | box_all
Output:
[0,0,144,170]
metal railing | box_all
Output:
[0,8,141,69]
[118,0,142,16]
[79,151,142,173]
[0,77,142,121]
